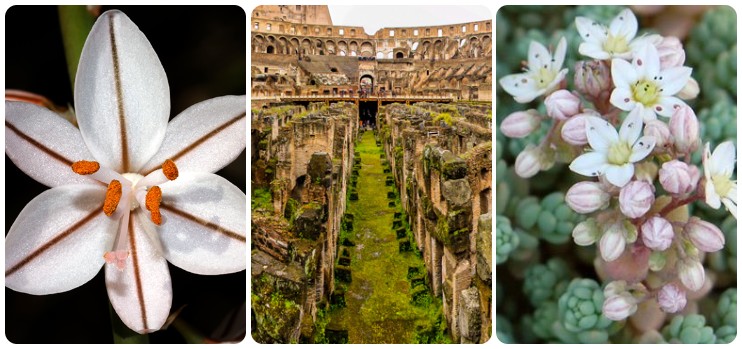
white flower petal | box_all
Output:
[633,44,660,79]
[710,141,736,176]
[630,136,656,162]
[609,87,636,111]
[605,163,634,187]
[575,16,607,45]
[158,172,246,275]
[579,43,610,60]
[655,96,687,118]
[528,40,551,71]
[635,104,658,122]
[553,37,567,71]
[75,10,170,173]
[570,152,609,177]
[499,73,541,103]
[5,101,98,187]
[611,58,638,89]
[106,210,172,334]
[629,34,663,53]
[722,197,737,219]
[5,185,116,295]
[619,108,643,143]
[703,142,713,180]
[705,180,722,209]
[140,95,247,174]
[609,9,638,40]
[659,67,693,96]
[586,116,619,151]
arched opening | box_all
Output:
[359,101,378,129]
[479,187,491,214]
[266,45,275,54]
[395,52,404,59]
[330,67,338,73]
[359,75,374,96]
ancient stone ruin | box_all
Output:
[250,5,492,344]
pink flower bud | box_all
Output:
[500,109,541,138]
[545,89,581,120]
[678,258,705,292]
[659,160,700,195]
[566,181,610,214]
[619,181,655,218]
[574,60,612,100]
[655,36,686,69]
[685,217,725,252]
[641,216,674,251]
[644,120,672,150]
[561,114,589,145]
[515,145,541,178]
[669,105,699,154]
[657,283,686,313]
[572,218,599,246]
[600,222,627,262]
[677,77,699,100]
[603,294,638,321]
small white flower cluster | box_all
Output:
[498,8,736,322]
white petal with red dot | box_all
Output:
[618,109,643,143]
[5,101,98,187]
[570,152,609,177]
[629,136,656,162]
[5,185,116,295]
[658,66,693,96]
[158,172,247,275]
[611,59,638,90]
[586,116,619,151]
[575,16,607,45]
[609,9,638,39]
[75,10,169,173]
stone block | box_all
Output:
[441,179,472,210]
[458,287,482,343]
[476,213,492,284]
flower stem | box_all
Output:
[57,5,95,91]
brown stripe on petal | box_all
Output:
[5,120,74,167]
[128,215,148,330]
[160,203,246,243]
[5,208,103,276]
[109,14,129,173]
[141,112,246,174]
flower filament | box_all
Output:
[607,141,632,165]
[603,33,629,56]
[631,80,661,106]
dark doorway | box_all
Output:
[266,45,274,54]
[359,101,378,129]
[396,52,404,59]
[480,187,491,214]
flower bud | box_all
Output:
[619,181,655,218]
[515,145,541,178]
[669,105,699,154]
[572,218,599,246]
[644,120,672,150]
[677,77,699,100]
[634,161,659,183]
[655,36,686,69]
[500,109,541,138]
[677,257,705,292]
[603,294,638,321]
[566,181,610,214]
[657,283,686,313]
[545,89,581,120]
[603,280,628,298]
[574,60,612,100]
[641,216,674,251]
[659,160,700,195]
[685,217,725,252]
[561,114,589,145]
[600,222,627,262]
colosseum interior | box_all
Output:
[250,5,492,344]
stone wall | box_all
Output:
[251,102,358,343]
[377,102,492,343]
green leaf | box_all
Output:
[109,303,150,344]
[57,5,95,91]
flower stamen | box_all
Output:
[72,160,100,175]
[162,159,179,180]
[103,180,123,216]
[145,186,163,225]
[104,250,129,271]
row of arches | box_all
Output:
[252,34,492,60]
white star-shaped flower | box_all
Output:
[5,10,247,334]
[703,141,737,219]
[609,43,692,122]
[575,8,661,60]
[569,109,656,187]
[499,37,568,103]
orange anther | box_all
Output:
[162,159,178,180]
[72,160,100,175]
[103,180,122,216]
[145,186,163,225]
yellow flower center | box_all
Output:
[535,66,557,89]
[603,34,630,55]
[631,80,661,107]
[712,174,733,197]
[607,141,632,165]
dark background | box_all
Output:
[5,5,247,343]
